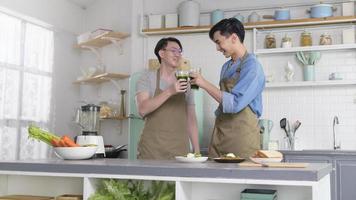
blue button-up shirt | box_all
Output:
[216,53,265,117]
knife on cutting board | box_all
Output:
[238,162,309,168]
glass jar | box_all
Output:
[281,35,292,48]
[300,31,312,46]
[99,101,112,118]
[265,33,276,49]
[319,33,332,45]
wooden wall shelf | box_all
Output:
[142,16,356,35]
[75,32,129,48]
[266,80,356,88]
[100,116,128,120]
[73,73,130,84]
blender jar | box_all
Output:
[81,104,101,135]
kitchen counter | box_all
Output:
[0,158,331,181]
[0,159,332,200]
[282,150,356,200]
[282,149,356,156]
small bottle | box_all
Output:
[119,90,126,117]
[281,34,292,48]
[300,31,312,46]
[319,33,332,45]
[265,33,276,49]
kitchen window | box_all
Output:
[0,11,54,160]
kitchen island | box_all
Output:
[0,159,331,200]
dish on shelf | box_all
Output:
[175,156,208,163]
[213,157,245,163]
[54,146,98,160]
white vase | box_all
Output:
[303,65,315,81]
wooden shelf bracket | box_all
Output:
[81,45,105,72]
[101,36,124,55]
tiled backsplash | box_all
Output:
[145,32,356,150]
[260,50,356,150]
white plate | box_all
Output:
[250,157,283,164]
[175,156,208,163]
[54,146,98,160]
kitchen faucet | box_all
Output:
[333,116,340,150]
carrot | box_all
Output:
[58,139,67,147]
[62,135,80,147]
[51,138,60,147]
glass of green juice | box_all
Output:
[189,67,201,90]
[175,70,189,81]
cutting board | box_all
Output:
[238,162,309,168]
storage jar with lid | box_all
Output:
[319,33,332,45]
[178,0,200,27]
[265,33,276,49]
[300,31,312,46]
[211,9,224,25]
[281,35,292,48]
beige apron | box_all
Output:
[137,69,190,160]
[209,53,260,159]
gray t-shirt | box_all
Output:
[136,70,195,105]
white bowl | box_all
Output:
[175,156,208,163]
[250,157,283,164]
[54,146,98,160]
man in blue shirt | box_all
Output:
[190,18,265,158]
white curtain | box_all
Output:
[0,11,54,160]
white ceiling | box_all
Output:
[66,0,97,9]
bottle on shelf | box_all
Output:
[319,33,332,45]
[265,33,276,49]
[300,30,312,46]
[281,34,292,48]
[119,90,126,117]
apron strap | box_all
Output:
[217,52,249,112]
[235,51,249,78]
[155,69,160,91]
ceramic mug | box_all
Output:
[211,9,224,25]
[233,13,245,23]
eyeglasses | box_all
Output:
[163,48,183,55]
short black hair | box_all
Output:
[209,18,245,43]
[154,37,183,63]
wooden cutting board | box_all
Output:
[238,162,309,168]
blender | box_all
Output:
[75,104,105,158]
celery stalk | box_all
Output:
[28,125,60,146]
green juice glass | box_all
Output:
[175,70,189,81]
[189,67,201,90]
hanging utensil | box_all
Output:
[286,119,291,137]
[280,118,289,138]
[293,120,302,137]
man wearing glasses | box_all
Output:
[136,37,200,159]
[190,18,265,159]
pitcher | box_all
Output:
[258,119,273,150]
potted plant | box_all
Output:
[296,51,321,81]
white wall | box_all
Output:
[137,0,356,150]
[78,0,133,146]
